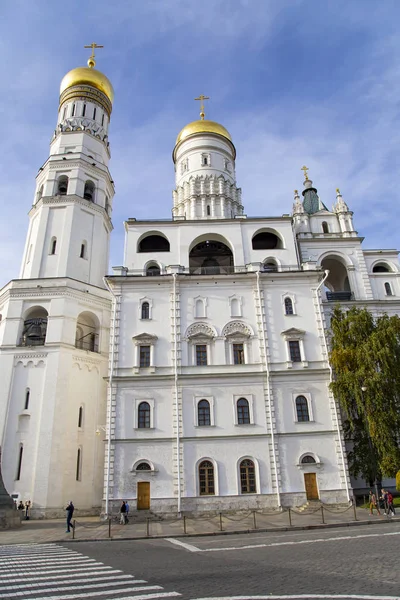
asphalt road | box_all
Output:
[64,520,400,600]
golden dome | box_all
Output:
[60,64,114,104]
[176,120,232,145]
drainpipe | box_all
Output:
[256,271,281,507]
[315,270,351,502]
[172,273,182,514]
[103,276,118,517]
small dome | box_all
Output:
[60,66,114,104]
[176,119,232,145]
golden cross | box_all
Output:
[84,42,104,67]
[195,94,210,120]
[301,165,309,181]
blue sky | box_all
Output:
[1,0,399,288]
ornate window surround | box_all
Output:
[228,295,243,317]
[194,296,208,319]
[186,322,216,366]
[281,327,307,368]
[222,321,252,365]
[282,292,296,316]
[131,458,158,477]
[132,333,158,373]
[297,452,322,469]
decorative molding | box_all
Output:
[281,327,306,340]
[132,333,158,345]
[186,322,216,339]
[222,320,252,338]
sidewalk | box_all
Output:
[1,506,398,545]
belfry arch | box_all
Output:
[189,235,234,275]
[320,254,352,300]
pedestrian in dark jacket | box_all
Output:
[65,501,75,533]
[120,501,127,524]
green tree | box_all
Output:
[329,305,400,479]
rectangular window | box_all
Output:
[233,343,245,365]
[139,345,151,368]
[101,114,105,126]
[196,344,207,366]
[289,340,301,362]
[16,446,23,480]
[82,104,86,116]
[93,107,97,119]
[76,448,82,481]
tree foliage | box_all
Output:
[329,306,400,479]
[397,470,400,492]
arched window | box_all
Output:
[237,398,250,424]
[75,312,99,353]
[21,307,48,347]
[198,399,211,426]
[322,221,329,233]
[373,263,391,273]
[207,205,211,216]
[80,242,86,259]
[252,231,282,250]
[230,298,240,317]
[16,445,23,480]
[138,402,151,428]
[284,297,294,315]
[385,282,393,296]
[136,462,151,471]
[240,459,256,493]
[199,460,215,495]
[84,180,95,201]
[50,238,57,255]
[82,104,86,117]
[76,448,82,481]
[24,389,30,410]
[138,235,170,252]
[263,260,278,272]
[301,455,316,464]
[146,264,161,276]
[296,396,310,422]
[195,298,206,318]
[141,302,150,320]
[78,406,83,428]
[57,176,68,195]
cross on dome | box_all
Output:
[84,42,104,68]
[195,94,210,120]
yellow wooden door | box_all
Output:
[137,482,150,510]
[304,473,319,500]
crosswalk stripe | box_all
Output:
[0,583,161,598]
[0,574,138,586]
[99,595,181,600]
[0,565,116,578]
[0,557,96,569]
[0,548,73,557]
[25,586,167,600]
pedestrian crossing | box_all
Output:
[0,543,181,600]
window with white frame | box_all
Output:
[281,328,307,367]
[385,282,393,296]
[284,296,294,315]
[198,460,215,495]
[201,153,211,166]
[132,333,158,371]
[194,297,207,319]
[233,395,254,425]
[239,459,256,493]
[133,398,155,429]
[195,396,215,426]
[186,323,216,366]
[222,321,252,365]
[180,158,188,174]
[139,297,153,320]
[293,393,313,422]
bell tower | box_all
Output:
[20,44,115,287]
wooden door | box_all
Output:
[304,473,319,500]
[137,482,150,510]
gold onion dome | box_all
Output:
[60,57,114,104]
[176,119,232,145]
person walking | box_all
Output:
[380,489,389,514]
[17,501,24,513]
[120,501,127,524]
[369,491,381,516]
[387,491,396,516]
[24,500,31,520]
[65,501,75,533]
[125,500,130,523]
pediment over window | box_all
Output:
[281,327,305,340]
[222,321,252,338]
[132,333,158,345]
[186,322,216,339]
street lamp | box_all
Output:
[360,386,380,504]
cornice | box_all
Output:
[29,195,113,231]
[59,85,112,116]
[4,286,111,310]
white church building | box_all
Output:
[1,53,399,517]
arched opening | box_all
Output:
[138,234,170,253]
[301,455,316,464]
[57,176,68,195]
[321,255,352,301]
[24,389,30,410]
[240,459,256,493]
[138,402,151,428]
[385,282,393,296]
[373,263,391,273]
[296,395,310,422]
[262,259,278,272]
[80,242,86,259]
[50,237,57,255]
[146,263,161,276]
[198,399,211,426]
[141,301,150,319]
[199,460,215,495]
[322,221,329,233]
[237,398,250,424]
[252,230,283,250]
[284,297,294,315]
[195,298,206,318]
[21,307,48,347]
[76,447,82,481]
[136,462,151,471]
[16,445,23,480]
[206,205,211,216]
[78,406,83,428]
[82,104,86,117]
[75,311,99,353]
[84,180,95,201]
[189,239,234,275]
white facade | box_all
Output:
[1,58,399,517]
